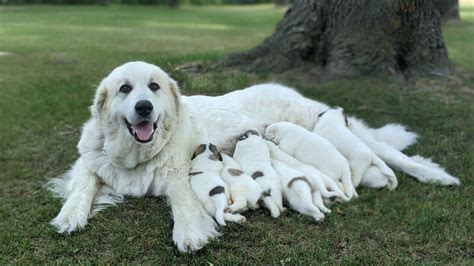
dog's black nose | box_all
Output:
[135,100,153,117]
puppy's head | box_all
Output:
[191,143,223,161]
[190,143,223,171]
[92,61,180,145]
[318,107,347,126]
[236,129,260,143]
[264,122,292,144]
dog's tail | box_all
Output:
[371,123,418,151]
[211,193,227,226]
[349,118,460,186]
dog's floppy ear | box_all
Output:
[168,77,181,111]
[91,82,108,118]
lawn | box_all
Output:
[0,4,473,264]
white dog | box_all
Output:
[233,130,285,218]
[189,143,246,226]
[271,159,325,221]
[265,122,358,199]
[220,153,262,213]
[313,107,398,190]
[48,62,459,253]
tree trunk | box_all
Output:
[223,0,452,79]
[169,0,179,8]
[438,0,460,22]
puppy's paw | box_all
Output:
[311,212,325,222]
[173,212,219,253]
[50,204,88,234]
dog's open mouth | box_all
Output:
[126,119,158,143]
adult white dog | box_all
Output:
[49,61,460,253]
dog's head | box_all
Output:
[92,61,180,145]
[90,62,181,169]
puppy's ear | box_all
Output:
[91,82,107,118]
[343,112,349,126]
[191,144,206,160]
[209,143,223,161]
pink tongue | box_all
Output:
[131,122,154,141]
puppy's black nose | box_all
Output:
[135,100,153,117]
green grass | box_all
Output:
[1,4,473,264]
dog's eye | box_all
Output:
[149,83,160,91]
[119,84,132,94]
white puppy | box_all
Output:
[266,141,348,212]
[313,107,398,190]
[233,130,285,218]
[265,122,358,199]
[220,153,263,213]
[190,143,246,226]
[271,159,325,221]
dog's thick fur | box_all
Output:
[49,62,460,253]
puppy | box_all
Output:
[266,140,348,212]
[220,153,263,213]
[271,159,325,221]
[265,122,358,199]
[190,143,246,226]
[233,130,285,218]
[313,107,398,190]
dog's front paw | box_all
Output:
[173,212,219,253]
[50,202,89,234]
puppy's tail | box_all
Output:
[211,193,227,226]
[349,118,460,186]
[372,123,418,151]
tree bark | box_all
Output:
[223,0,452,79]
[438,0,460,22]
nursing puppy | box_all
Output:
[266,141,346,212]
[271,159,325,221]
[221,153,262,213]
[313,107,398,190]
[233,130,285,218]
[265,122,358,199]
[190,143,246,226]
